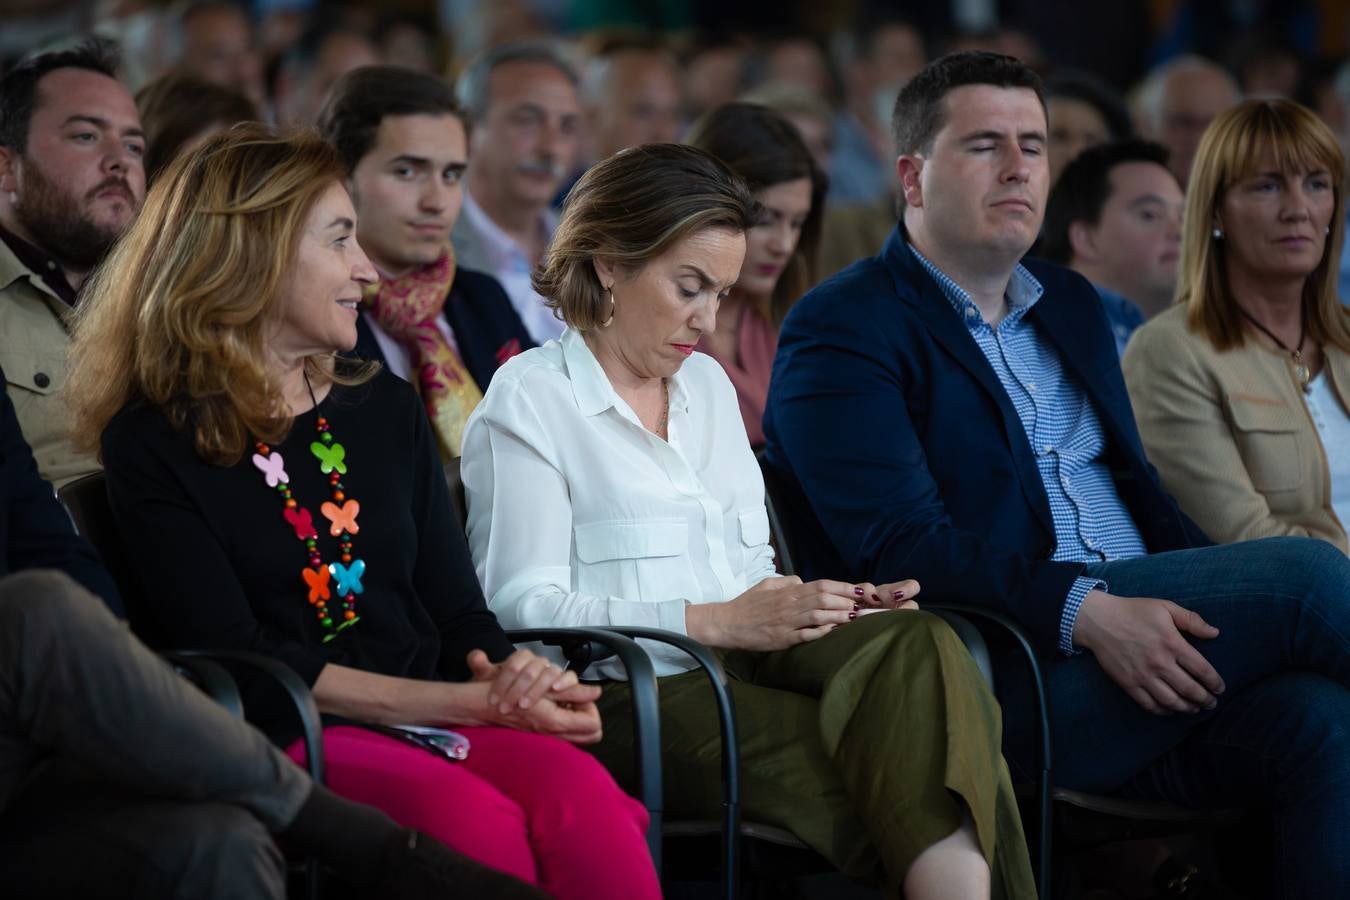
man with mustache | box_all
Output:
[319,66,534,458]
[452,42,582,345]
[0,40,145,486]
[765,51,1350,894]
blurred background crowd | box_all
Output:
[4,0,1349,220]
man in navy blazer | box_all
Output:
[764,51,1350,894]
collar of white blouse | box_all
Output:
[560,327,691,426]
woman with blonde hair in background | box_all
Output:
[1123,99,1350,552]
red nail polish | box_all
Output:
[852,602,860,611]
[853,586,864,597]
[893,590,906,600]
[848,611,858,621]
[873,593,883,604]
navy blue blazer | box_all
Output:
[762,227,1209,653]
[352,266,535,391]
[0,369,121,615]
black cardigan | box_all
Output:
[102,371,514,741]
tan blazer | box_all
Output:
[1122,304,1349,553]
[0,238,100,488]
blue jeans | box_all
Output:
[997,537,1350,899]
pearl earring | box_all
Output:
[1212,227,1224,240]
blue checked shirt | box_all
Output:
[909,244,1148,654]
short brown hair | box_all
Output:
[535,143,758,331]
[892,50,1043,156]
[1178,98,1350,352]
[68,124,369,466]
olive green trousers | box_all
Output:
[591,610,1037,898]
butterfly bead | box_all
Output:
[283,507,318,540]
[310,440,348,475]
[330,559,366,595]
[320,498,360,536]
[301,566,331,603]
[252,451,289,487]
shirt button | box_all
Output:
[1028,383,1037,392]
[1042,444,1052,453]
[45,260,56,270]
[33,372,50,388]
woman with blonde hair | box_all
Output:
[1122,99,1350,552]
[64,125,660,900]
[462,143,1037,900]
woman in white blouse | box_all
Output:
[462,144,1035,900]
[1123,99,1350,552]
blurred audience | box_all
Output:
[738,82,834,174]
[752,33,833,102]
[1136,54,1241,187]
[681,35,747,122]
[0,40,144,487]
[686,102,825,446]
[454,42,581,345]
[1043,71,1133,185]
[1124,99,1350,552]
[830,17,925,204]
[1039,139,1183,349]
[135,71,259,185]
[272,24,378,127]
[579,35,681,163]
[374,15,440,73]
[172,0,265,107]
[320,66,533,457]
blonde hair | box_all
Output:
[67,124,372,466]
[1177,98,1350,351]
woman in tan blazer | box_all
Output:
[1123,99,1350,552]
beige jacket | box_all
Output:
[0,238,100,488]
[1122,304,1349,553]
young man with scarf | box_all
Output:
[319,66,534,458]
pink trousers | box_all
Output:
[286,725,660,899]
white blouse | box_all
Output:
[1303,372,1350,548]
[461,327,778,677]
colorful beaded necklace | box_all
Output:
[251,372,364,643]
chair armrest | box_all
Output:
[601,626,741,900]
[171,649,325,785]
[506,626,663,872]
[160,653,243,718]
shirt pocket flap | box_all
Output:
[738,508,770,547]
[0,345,62,397]
[575,520,687,562]
[1228,398,1298,434]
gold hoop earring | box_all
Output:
[599,284,615,328]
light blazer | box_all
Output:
[1123,304,1350,553]
[762,227,1210,654]
[0,239,100,487]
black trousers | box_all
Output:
[0,570,312,899]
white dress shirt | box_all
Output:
[1304,371,1350,547]
[461,328,778,678]
[453,191,565,346]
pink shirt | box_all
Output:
[697,303,778,446]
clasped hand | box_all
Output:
[1073,590,1225,716]
[688,575,921,651]
[465,648,603,743]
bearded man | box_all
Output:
[0,39,146,485]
